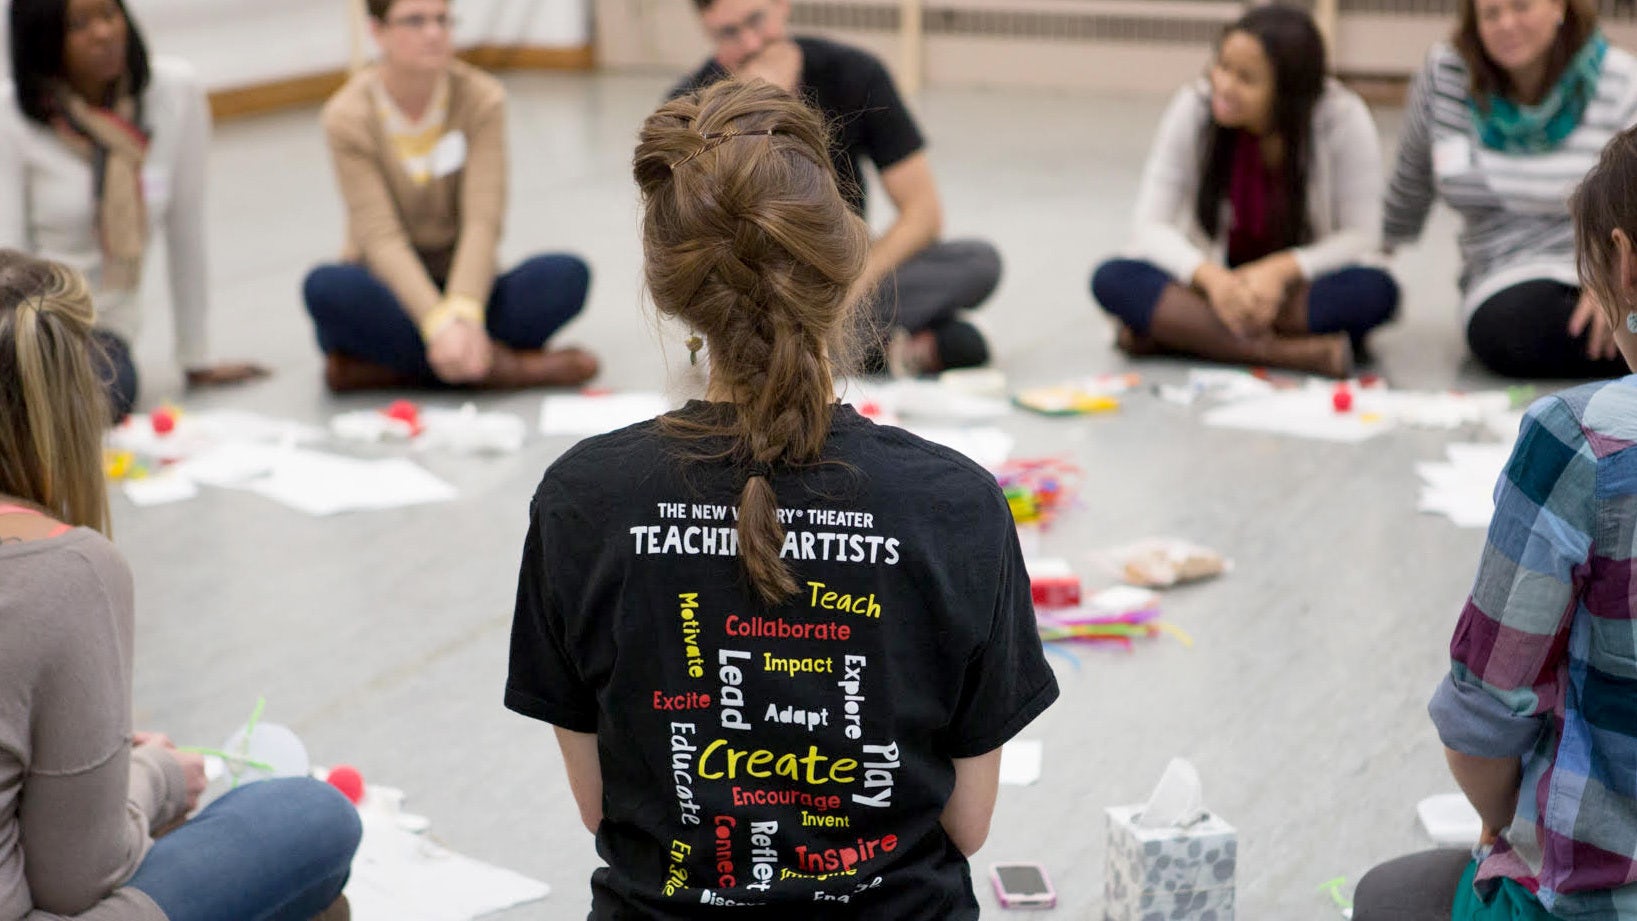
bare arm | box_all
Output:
[555,727,602,834]
[1446,748,1521,834]
[856,152,943,298]
[940,748,1003,856]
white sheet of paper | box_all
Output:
[248,450,457,516]
[905,425,1015,468]
[122,473,199,506]
[859,379,1012,422]
[1203,390,1394,443]
[999,739,1043,786]
[540,393,669,436]
[345,810,550,921]
[1416,442,1510,528]
[171,442,289,488]
[108,410,324,462]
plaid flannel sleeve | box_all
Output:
[1430,396,1596,758]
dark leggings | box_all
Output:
[302,254,590,382]
[1354,849,1470,920]
[1090,257,1400,347]
[1466,280,1628,379]
[91,329,138,423]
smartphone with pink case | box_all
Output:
[990,862,1057,909]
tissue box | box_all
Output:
[1104,804,1236,921]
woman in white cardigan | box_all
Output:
[1091,3,1398,378]
[2,0,266,421]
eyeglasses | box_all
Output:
[386,12,455,31]
[710,5,772,44]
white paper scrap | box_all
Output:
[248,451,456,517]
[170,442,288,488]
[540,393,669,436]
[857,379,1011,422]
[1417,442,1510,528]
[905,426,1016,468]
[122,473,199,506]
[999,739,1043,786]
[345,810,550,921]
[1203,389,1394,443]
[1417,793,1484,846]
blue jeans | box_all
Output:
[1090,257,1399,346]
[125,777,361,921]
[302,254,591,381]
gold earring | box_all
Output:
[686,333,704,366]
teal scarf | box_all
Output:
[1470,31,1608,153]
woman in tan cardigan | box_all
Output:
[303,0,596,391]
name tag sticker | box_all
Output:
[430,130,467,178]
[141,167,169,205]
[1433,135,1472,178]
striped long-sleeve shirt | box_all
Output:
[1430,377,1637,919]
[1383,43,1637,317]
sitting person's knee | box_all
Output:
[948,240,1002,304]
[1466,309,1530,377]
[1354,268,1401,326]
[1091,259,1165,330]
[302,265,356,319]
[267,777,363,865]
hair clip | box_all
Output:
[670,128,781,170]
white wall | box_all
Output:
[4,0,591,92]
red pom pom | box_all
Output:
[383,400,423,435]
[384,400,418,425]
[326,764,365,804]
[1331,385,1354,413]
[150,408,176,435]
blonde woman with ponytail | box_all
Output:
[0,251,360,921]
[505,81,1058,919]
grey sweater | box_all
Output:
[0,529,186,921]
[1383,43,1637,316]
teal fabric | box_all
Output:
[1452,859,1560,921]
[1469,32,1609,153]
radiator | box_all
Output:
[594,0,1637,93]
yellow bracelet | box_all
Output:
[418,295,485,343]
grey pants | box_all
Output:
[1354,849,1471,921]
[873,238,1002,332]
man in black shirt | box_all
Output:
[674,0,1003,373]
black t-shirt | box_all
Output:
[506,402,1058,920]
[672,36,926,217]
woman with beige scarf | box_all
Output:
[1,0,267,421]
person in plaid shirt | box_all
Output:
[1355,124,1637,920]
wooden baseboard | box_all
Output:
[206,43,596,121]
[462,43,596,72]
[1339,72,1410,107]
[208,70,352,121]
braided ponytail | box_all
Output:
[634,80,869,605]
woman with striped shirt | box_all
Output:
[1383,0,1637,378]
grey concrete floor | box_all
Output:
[115,71,1521,919]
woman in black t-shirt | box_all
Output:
[505,79,1059,920]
